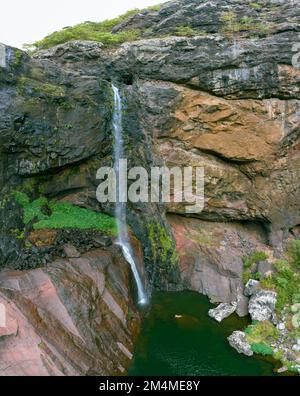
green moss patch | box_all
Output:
[18,77,66,99]
[147,222,178,267]
[14,191,116,235]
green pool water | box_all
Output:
[128,291,279,376]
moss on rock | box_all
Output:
[14,191,117,236]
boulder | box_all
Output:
[248,290,277,322]
[208,302,237,322]
[228,331,253,357]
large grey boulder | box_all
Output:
[228,331,253,357]
[208,302,237,322]
[248,290,277,322]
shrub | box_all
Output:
[287,240,300,269]
[250,343,274,356]
[242,250,268,269]
[260,259,300,314]
[29,9,142,50]
[274,259,292,274]
[243,270,252,285]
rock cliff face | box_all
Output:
[0,0,300,374]
[0,246,140,375]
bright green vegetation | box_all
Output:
[260,245,300,314]
[147,222,178,266]
[18,77,66,99]
[14,191,117,235]
[28,9,140,50]
[287,239,300,268]
[28,5,162,50]
[251,343,274,356]
[243,310,299,371]
[28,3,209,51]
[129,291,278,376]
[242,250,268,284]
[243,250,268,269]
[241,242,300,372]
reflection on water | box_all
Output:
[129,291,278,376]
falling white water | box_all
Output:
[112,84,148,305]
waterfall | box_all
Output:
[112,84,148,305]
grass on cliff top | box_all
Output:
[26,6,163,50]
[14,191,117,235]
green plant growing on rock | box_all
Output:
[14,192,117,235]
[244,320,279,345]
[14,191,48,224]
[220,11,241,35]
[242,250,267,284]
[220,11,269,38]
[242,251,268,269]
[260,257,300,314]
[18,77,66,100]
[243,270,252,285]
[250,343,274,356]
[287,240,300,269]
